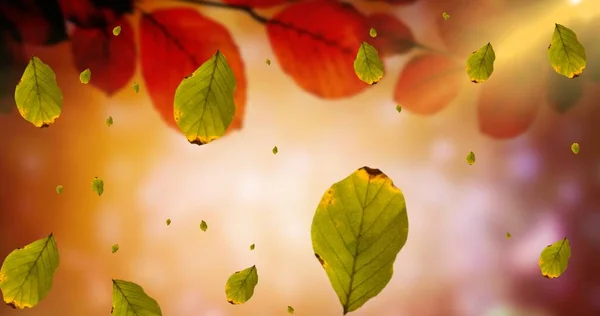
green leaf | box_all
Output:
[225,265,258,305]
[79,68,91,84]
[571,142,580,155]
[166,219,171,226]
[548,24,586,78]
[506,232,511,239]
[200,220,208,232]
[311,167,409,314]
[111,244,119,254]
[133,82,140,93]
[174,50,236,145]
[395,104,402,113]
[538,237,571,279]
[0,234,59,309]
[106,116,113,127]
[14,56,63,128]
[249,244,255,250]
[466,151,476,165]
[56,185,63,195]
[111,279,162,316]
[354,42,384,85]
[91,177,104,196]
[266,58,271,66]
[113,25,121,36]
[272,146,278,155]
[369,28,377,38]
[287,305,295,314]
[466,43,495,83]
[442,12,450,20]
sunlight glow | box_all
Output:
[569,0,581,5]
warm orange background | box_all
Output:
[1,1,600,316]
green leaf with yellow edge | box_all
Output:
[442,12,450,20]
[111,279,162,316]
[91,177,104,196]
[466,43,495,83]
[200,220,208,232]
[174,50,236,145]
[249,244,255,250]
[506,232,511,239]
[466,151,476,165]
[538,237,571,279]
[548,24,586,78]
[354,42,384,85]
[133,82,140,93]
[106,116,113,127]
[0,234,59,309]
[80,68,91,84]
[112,25,121,36]
[14,56,63,128]
[571,142,579,155]
[56,185,63,195]
[311,167,409,314]
[166,219,171,226]
[369,28,377,38]
[272,146,278,155]
[266,58,271,66]
[395,104,402,113]
[225,265,258,305]
[111,244,119,254]
[287,305,295,314]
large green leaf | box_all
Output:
[538,237,571,279]
[224,265,258,305]
[548,24,586,78]
[466,42,495,83]
[111,279,162,316]
[173,50,236,145]
[354,42,384,85]
[14,57,63,127]
[0,234,60,309]
[311,166,409,314]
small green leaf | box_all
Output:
[225,265,258,305]
[466,151,476,165]
[174,50,236,145]
[166,219,171,226]
[106,116,113,127]
[200,220,208,232]
[272,146,278,155]
[91,177,104,196]
[466,42,495,83]
[571,142,580,155]
[506,232,511,239]
[56,185,63,195]
[133,82,140,93]
[311,167,409,314]
[287,305,295,314]
[79,68,91,84]
[539,237,571,279]
[111,244,119,254]
[548,24,586,78]
[354,42,384,85]
[112,279,162,316]
[112,25,121,36]
[369,28,377,38]
[396,104,402,113]
[15,56,63,127]
[266,58,271,65]
[442,12,450,20]
[250,244,255,250]
[0,234,60,309]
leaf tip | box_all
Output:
[359,166,383,176]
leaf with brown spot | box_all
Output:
[225,265,258,305]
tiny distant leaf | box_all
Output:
[272,146,278,155]
[174,50,236,145]
[442,12,450,20]
[571,142,580,155]
[396,104,402,113]
[133,82,140,93]
[56,185,63,195]
[288,305,295,314]
[539,237,571,279]
[266,58,271,65]
[506,232,511,239]
[250,244,255,250]
[369,28,377,38]
[14,56,63,127]
[106,116,113,127]
[166,219,171,226]
[111,244,119,254]
[200,220,208,232]
[354,42,384,85]
[225,265,258,305]
[112,279,162,316]
[113,25,121,36]
[548,24,586,78]
[466,43,495,83]
[466,151,476,165]
[312,167,409,314]
[0,234,59,309]
[80,68,91,84]
[91,177,104,196]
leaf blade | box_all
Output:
[548,24,586,79]
[354,42,384,85]
[111,279,162,316]
[539,238,571,279]
[225,265,258,305]
[466,42,495,83]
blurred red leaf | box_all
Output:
[394,54,463,115]
[0,27,28,113]
[366,13,414,57]
[0,0,68,45]
[140,8,247,132]
[266,1,371,99]
[221,0,290,9]
[58,0,124,28]
[546,74,584,113]
[71,17,136,95]
[364,0,418,4]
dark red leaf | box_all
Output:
[0,0,67,45]
[394,54,463,115]
[266,1,371,99]
[366,13,414,58]
[58,0,120,28]
[221,0,290,9]
[140,8,247,133]
[546,74,584,113]
[364,0,418,4]
[71,17,136,95]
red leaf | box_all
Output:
[58,0,117,28]
[221,0,290,9]
[364,0,418,4]
[0,0,68,45]
[266,1,371,99]
[140,8,247,133]
[366,13,414,58]
[71,17,136,95]
[394,54,463,115]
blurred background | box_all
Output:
[0,0,599,315]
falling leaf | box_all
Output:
[225,265,258,305]
[111,244,119,253]
[506,232,511,239]
[166,219,171,226]
[369,28,377,38]
[56,185,63,195]
[539,237,571,279]
[272,146,278,155]
[79,68,91,84]
[366,13,415,58]
[548,24,586,79]
[91,177,104,196]
[354,42,384,85]
[112,25,121,36]
[1,0,68,45]
[396,104,402,113]
[0,234,59,309]
[173,50,236,146]
[112,279,162,316]
[132,82,140,93]
[250,244,255,250]
[287,305,295,314]
[14,56,63,127]
[442,12,450,20]
[466,42,495,83]
[312,167,409,314]
[106,116,113,127]
[200,220,208,232]
[466,151,475,165]
[221,0,289,9]
[266,58,271,65]
[571,142,580,155]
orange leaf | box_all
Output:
[140,8,247,133]
[221,0,290,9]
[71,17,136,96]
[0,0,67,45]
[394,54,463,115]
[266,1,371,99]
[366,13,414,57]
